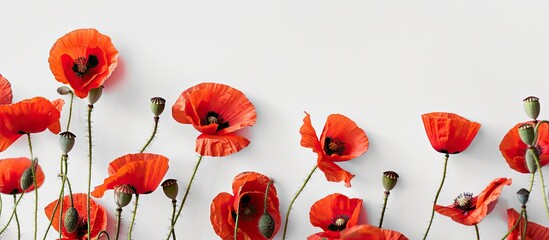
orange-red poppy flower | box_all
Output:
[435,177,512,226]
[0,74,13,105]
[300,112,369,187]
[338,225,409,240]
[210,171,280,240]
[172,82,257,157]
[421,112,481,154]
[44,193,107,240]
[307,193,362,240]
[0,157,44,194]
[506,208,549,240]
[0,97,64,152]
[91,153,169,198]
[48,28,119,99]
[500,122,549,173]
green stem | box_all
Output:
[263,179,274,211]
[282,165,318,240]
[128,194,140,240]
[13,195,20,240]
[27,134,38,240]
[115,207,122,240]
[65,92,74,131]
[98,230,111,240]
[474,224,480,240]
[87,104,93,239]
[423,154,450,240]
[529,172,535,193]
[0,192,25,235]
[140,116,159,153]
[533,153,549,222]
[501,209,525,240]
[233,209,240,240]
[166,155,203,239]
[170,200,177,240]
[378,191,390,228]
[522,207,528,240]
[42,168,68,239]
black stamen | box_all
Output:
[324,137,345,156]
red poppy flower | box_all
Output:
[506,208,549,240]
[210,171,281,240]
[435,177,512,225]
[421,112,481,154]
[0,96,64,152]
[91,153,169,198]
[0,74,13,105]
[338,225,409,240]
[172,82,257,157]
[499,122,549,173]
[0,157,44,194]
[48,28,119,99]
[307,193,362,240]
[300,112,369,187]
[44,193,107,240]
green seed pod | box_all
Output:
[161,179,178,200]
[88,86,104,105]
[57,86,72,95]
[64,207,79,233]
[517,188,530,206]
[59,131,76,154]
[20,160,37,191]
[523,96,540,121]
[114,185,134,208]
[525,147,539,174]
[518,124,535,146]
[258,212,275,239]
[150,97,166,117]
[382,171,399,191]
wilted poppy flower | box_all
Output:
[338,225,409,240]
[172,82,257,157]
[435,177,512,226]
[0,74,12,105]
[507,208,549,240]
[210,171,280,240]
[0,97,64,152]
[307,193,362,240]
[44,193,107,240]
[91,153,169,198]
[500,122,549,173]
[300,112,369,187]
[48,28,119,99]
[0,157,44,194]
[421,112,481,154]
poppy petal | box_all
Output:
[0,157,44,194]
[338,225,384,240]
[309,193,362,232]
[300,112,323,157]
[320,114,369,162]
[195,133,250,157]
[422,112,481,154]
[210,192,239,240]
[500,122,549,173]
[307,231,342,240]
[0,74,13,105]
[507,208,549,240]
[317,159,355,187]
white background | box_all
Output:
[1,1,549,239]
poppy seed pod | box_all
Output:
[382,171,399,191]
[150,97,166,117]
[161,179,178,200]
[523,96,540,121]
[20,159,37,191]
[57,86,72,95]
[59,131,76,154]
[518,124,535,146]
[526,147,539,174]
[517,188,530,206]
[258,212,275,239]
[114,185,134,208]
[87,85,104,105]
[64,207,79,233]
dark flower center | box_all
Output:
[324,137,345,156]
[328,215,349,231]
[75,219,88,238]
[203,111,229,131]
[453,192,475,213]
[72,55,99,78]
[230,194,258,222]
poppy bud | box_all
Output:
[20,159,38,191]
[382,171,399,191]
[114,185,134,208]
[517,188,530,206]
[150,97,166,117]
[518,124,535,146]
[57,86,72,95]
[64,207,79,233]
[525,147,539,174]
[258,212,275,239]
[59,131,76,154]
[161,179,178,200]
[88,85,104,105]
[523,96,540,121]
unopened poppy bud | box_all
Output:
[518,124,535,146]
[114,185,134,208]
[258,212,275,239]
[64,207,79,233]
[523,96,540,121]
[59,131,76,154]
[57,86,72,95]
[161,179,178,200]
[525,147,539,174]
[517,188,530,206]
[88,86,104,105]
[382,171,399,191]
[150,97,166,117]
[20,159,38,191]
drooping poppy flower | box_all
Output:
[435,177,512,226]
[0,74,13,105]
[172,82,257,157]
[48,28,119,98]
[91,153,169,198]
[338,225,409,240]
[307,193,362,240]
[499,122,549,173]
[44,193,107,240]
[210,171,281,240]
[506,208,549,240]
[300,112,369,187]
[0,157,44,194]
[421,112,481,154]
[0,96,64,152]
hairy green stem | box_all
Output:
[140,116,159,153]
[115,207,122,240]
[65,92,74,131]
[233,209,240,240]
[99,230,111,240]
[501,209,525,240]
[27,134,38,240]
[87,104,93,239]
[378,191,390,228]
[13,195,20,240]
[128,194,140,240]
[522,207,528,240]
[170,200,177,240]
[423,154,450,240]
[282,165,318,240]
[533,153,549,222]
[0,192,25,235]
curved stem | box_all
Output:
[474,224,480,240]
[115,207,122,240]
[87,104,93,239]
[13,195,20,240]
[166,155,203,239]
[378,191,390,228]
[282,165,318,240]
[501,209,525,240]
[0,192,25,235]
[263,179,274,212]
[423,154,450,240]
[98,230,111,240]
[128,194,140,240]
[26,134,38,240]
[529,172,535,193]
[65,92,74,131]
[170,200,177,240]
[42,171,68,239]
[140,116,159,153]
[533,153,549,222]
